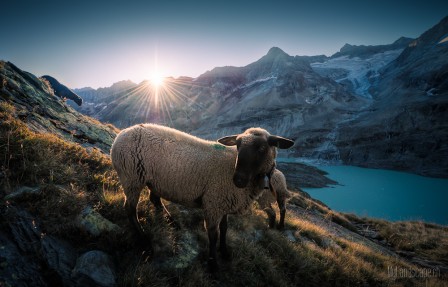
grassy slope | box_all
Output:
[1,102,447,286]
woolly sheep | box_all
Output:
[256,169,291,229]
[110,123,294,270]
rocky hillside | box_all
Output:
[0,61,118,153]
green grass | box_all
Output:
[1,100,447,286]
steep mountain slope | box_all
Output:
[71,80,137,116]
[335,16,448,177]
[0,61,118,153]
[193,47,365,138]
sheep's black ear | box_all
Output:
[268,135,294,149]
[217,135,238,146]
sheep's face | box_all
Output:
[218,128,294,188]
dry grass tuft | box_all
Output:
[362,217,448,264]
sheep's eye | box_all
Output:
[236,139,242,148]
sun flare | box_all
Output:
[150,72,164,88]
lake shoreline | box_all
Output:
[300,165,448,225]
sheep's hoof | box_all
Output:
[133,232,154,252]
[219,245,232,261]
[207,258,219,273]
[276,224,285,231]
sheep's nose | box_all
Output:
[233,173,249,188]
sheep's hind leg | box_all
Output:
[124,186,150,244]
[149,191,179,228]
[277,199,286,230]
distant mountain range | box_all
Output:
[34,17,448,177]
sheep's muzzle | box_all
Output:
[233,172,250,188]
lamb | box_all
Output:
[110,123,294,270]
[256,169,291,229]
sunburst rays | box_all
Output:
[115,76,205,127]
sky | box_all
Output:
[1,0,447,89]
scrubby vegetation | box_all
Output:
[349,214,448,266]
[1,101,447,286]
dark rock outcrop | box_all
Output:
[276,162,338,189]
[2,206,78,286]
[1,205,118,287]
[0,231,48,286]
[71,251,116,287]
[41,75,83,106]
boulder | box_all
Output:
[71,250,116,287]
[5,206,77,286]
[4,186,41,200]
[0,231,47,287]
[77,207,122,236]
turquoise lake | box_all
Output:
[302,165,448,225]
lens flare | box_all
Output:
[149,72,164,88]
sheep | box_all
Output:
[256,169,291,230]
[110,123,294,270]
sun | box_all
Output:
[149,72,164,88]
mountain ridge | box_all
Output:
[331,37,414,59]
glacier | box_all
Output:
[310,49,404,98]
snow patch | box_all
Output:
[311,49,404,98]
[240,76,277,89]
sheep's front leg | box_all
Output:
[219,214,230,259]
[207,223,219,272]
